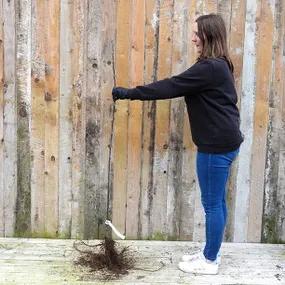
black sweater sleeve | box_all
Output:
[127,60,213,100]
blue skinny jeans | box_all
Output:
[196,149,239,261]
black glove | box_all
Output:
[112,87,129,102]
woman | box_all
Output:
[112,14,243,275]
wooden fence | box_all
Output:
[0,0,284,243]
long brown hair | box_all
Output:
[196,14,234,73]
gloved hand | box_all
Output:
[112,87,129,102]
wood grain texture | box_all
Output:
[276,0,285,242]
[150,0,174,240]
[179,0,198,241]
[84,0,117,239]
[0,0,4,237]
[125,0,144,239]
[111,0,131,238]
[70,0,86,239]
[138,0,158,239]
[15,0,32,237]
[43,0,60,235]
[217,0,232,40]
[166,0,188,239]
[192,0,206,242]
[59,0,74,238]
[263,0,285,243]
[98,0,117,238]
[3,0,17,237]
[0,238,284,284]
[226,0,246,242]
[203,0,218,14]
[248,0,275,242]
[31,0,46,235]
[233,0,258,242]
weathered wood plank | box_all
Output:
[0,238,284,284]
[192,0,206,242]
[3,0,17,237]
[30,0,46,235]
[70,0,86,239]
[263,0,285,243]
[15,0,32,237]
[166,0,188,239]
[150,0,174,240]
[186,0,197,65]
[248,0,275,242]
[277,150,285,241]
[138,0,158,239]
[58,0,74,238]
[58,0,86,240]
[0,0,4,237]
[112,0,132,238]
[225,0,246,241]
[195,0,203,16]
[276,0,285,242]
[125,0,144,238]
[84,0,104,239]
[233,0,258,242]
[98,0,117,237]
[43,0,60,236]
[203,0,218,14]
[217,0,232,44]
[179,0,198,241]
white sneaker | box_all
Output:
[181,250,221,264]
[178,253,219,275]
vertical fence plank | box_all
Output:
[0,0,4,237]
[277,150,285,241]
[192,0,206,242]
[31,0,46,235]
[179,0,197,241]
[150,0,174,239]
[70,0,86,239]
[112,0,131,238]
[166,0,188,239]
[85,0,117,239]
[99,0,117,237]
[225,0,246,241]
[59,0,87,240]
[247,0,275,242]
[217,0,233,241]
[139,0,158,239]
[263,0,285,243]
[234,0,258,242]
[125,0,144,238]
[3,0,17,237]
[203,0,218,14]
[84,0,103,239]
[274,0,285,243]
[44,0,60,235]
[217,0,232,44]
[15,0,32,236]
[58,0,74,238]
[196,0,203,16]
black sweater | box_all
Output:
[126,58,243,153]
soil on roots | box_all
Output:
[73,237,135,280]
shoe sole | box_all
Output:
[181,254,221,264]
[178,262,218,275]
